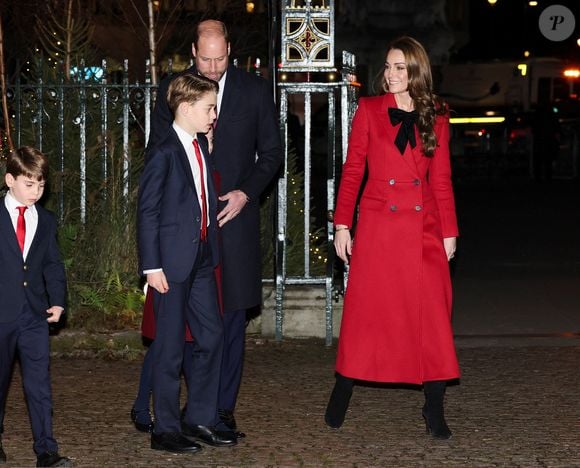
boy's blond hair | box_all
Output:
[167,73,219,116]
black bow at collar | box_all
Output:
[388,107,418,155]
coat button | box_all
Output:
[23,264,28,270]
[195,216,200,222]
[414,179,420,186]
[415,205,422,211]
[389,178,395,185]
[23,281,28,287]
[390,205,397,212]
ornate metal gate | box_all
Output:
[3,58,157,224]
[2,2,360,345]
[275,0,359,345]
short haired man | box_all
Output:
[149,20,283,436]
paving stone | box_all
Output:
[1,339,579,467]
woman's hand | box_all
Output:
[443,237,457,261]
[334,227,353,265]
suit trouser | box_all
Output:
[152,242,224,434]
[134,340,155,412]
[218,308,246,411]
[134,341,194,415]
[0,305,58,455]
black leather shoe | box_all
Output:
[151,432,202,453]
[0,441,6,464]
[36,452,73,467]
[218,409,246,439]
[131,407,154,433]
[181,423,237,447]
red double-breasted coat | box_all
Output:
[334,93,460,384]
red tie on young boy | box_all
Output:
[16,206,27,252]
[192,139,208,241]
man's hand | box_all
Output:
[46,306,65,323]
[218,190,249,227]
[147,271,169,293]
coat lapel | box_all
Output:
[379,93,399,145]
[214,65,241,135]
[28,205,52,257]
[170,128,196,191]
[28,206,42,256]
[196,134,217,215]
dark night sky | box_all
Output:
[455,0,579,62]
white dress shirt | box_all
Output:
[172,122,210,225]
[142,123,211,276]
[5,191,38,261]
[217,71,227,119]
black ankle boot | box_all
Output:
[422,380,452,439]
[324,373,354,429]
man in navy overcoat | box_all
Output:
[148,20,282,435]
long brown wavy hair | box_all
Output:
[379,36,447,157]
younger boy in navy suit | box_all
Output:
[0,147,71,467]
[138,73,235,453]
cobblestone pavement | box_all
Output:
[3,181,579,467]
[3,338,579,467]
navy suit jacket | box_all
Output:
[0,200,67,323]
[138,130,219,283]
[149,65,282,311]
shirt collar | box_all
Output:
[172,122,197,149]
[218,71,227,90]
[5,190,37,214]
[217,71,227,114]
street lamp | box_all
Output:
[487,0,498,5]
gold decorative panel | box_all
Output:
[280,0,334,71]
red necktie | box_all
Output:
[192,139,208,241]
[16,206,27,252]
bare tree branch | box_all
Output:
[128,0,148,29]
[0,11,14,152]
[155,1,182,47]
[65,0,73,75]
[34,0,93,79]
[147,0,157,84]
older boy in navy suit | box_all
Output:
[149,21,282,435]
[138,73,235,453]
[0,147,71,467]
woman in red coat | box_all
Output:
[324,36,460,439]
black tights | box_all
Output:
[324,373,354,428]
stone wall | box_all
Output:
[248,285,344,339]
